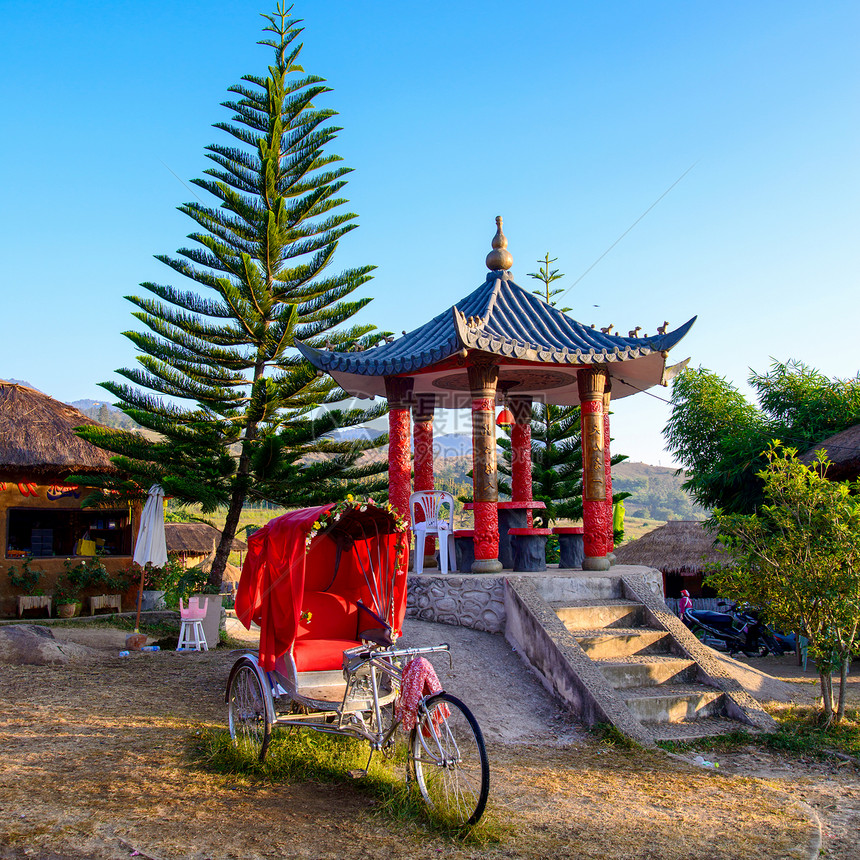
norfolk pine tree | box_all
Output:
[75,5,389,588]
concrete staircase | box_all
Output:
[504,568,778,745]
[556,598,746,741]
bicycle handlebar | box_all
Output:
[358,643,450,661]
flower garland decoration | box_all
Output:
[304,495,409,551]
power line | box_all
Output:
[614,375,860,455]
[560,162,699,299]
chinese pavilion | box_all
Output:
[296,218,694,573]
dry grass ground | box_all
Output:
[0,623,855,860]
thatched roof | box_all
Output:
[196,552,242,584]
[164,522,247,555]
[613,520,728,575]
[800,424,860,482]
[0,382,116,482]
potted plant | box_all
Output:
[139,556,182,611]
[64,555,127,615]
[53,574,82,619]
[8,559,51,617]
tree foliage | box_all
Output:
[74,4,388,587]
[665,361,860,514]
[707,446,860,724]
[527,253,571,313]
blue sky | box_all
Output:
[2,1,857,465]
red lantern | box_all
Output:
[496,407,514,426]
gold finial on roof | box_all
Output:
[486,215,513,271]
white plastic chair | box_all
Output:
[409,491,455,574]
[177,596,209,651]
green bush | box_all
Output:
[8,559,44,595]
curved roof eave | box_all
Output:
[294,271,696,378]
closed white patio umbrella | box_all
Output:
[132,485,168,635]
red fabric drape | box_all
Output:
[235,504,331,671]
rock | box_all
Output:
[0,625,92,665]
[125,633,148,651]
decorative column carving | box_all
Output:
[510,395,534,527]
[603,387,615,556]
[384,376,413,571]
[412,394,436,568]
[468,360,503,573]
[577,366,610,571]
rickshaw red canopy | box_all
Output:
[235,502,408,671]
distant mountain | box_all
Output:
[612,461,707,521]
[70,398,114,411]
[324,427,385,442]
[434,433,472,457]
[2,378,39,390]
[72,401,142,430]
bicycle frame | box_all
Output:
[254,643,451,747]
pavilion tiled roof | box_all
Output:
[296,270,695,378]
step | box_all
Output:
[648,716,751,743]
[555,600,647,630]
[574,629,677,659]
[535,574,624,603]
[622,684,725,723]
[595,656,699,690]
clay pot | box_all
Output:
[57,602,80,619]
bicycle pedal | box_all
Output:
[347,769,368,779]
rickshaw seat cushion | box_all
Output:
[297,591,359,642]
[294,637,363,672]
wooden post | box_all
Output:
[384,377,414,571]
[412,394,436,568]
[603,387,615,555]
[468,360,502,573]
[578,367,610,571]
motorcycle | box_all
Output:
[679,599,782,657]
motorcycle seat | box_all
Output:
[687,609,734,625]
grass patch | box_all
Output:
[658,706,860,760]
[108,615,181,639]
[766,705,860,758]
[191,726,502,844]
[657,730,754,754]
[7,613,180,639]
[590,723,643,750]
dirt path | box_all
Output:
[0,620,855,859]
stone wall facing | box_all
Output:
[406,573,507,634]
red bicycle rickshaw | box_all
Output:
[226,498,489,826]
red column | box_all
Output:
[413,395,436,568]
[578,367,610,571]
[510,396,534,527]
[384,377,414,570]
[468,360,502,573]
[603,389,614,555]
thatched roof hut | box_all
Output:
[613,520,727,574]
[196,551,242,585]
[800,424,860,482]
[164,522,247,555]
[0,382,116,482]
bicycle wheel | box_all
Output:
[410,692,489,826]
[228,662,271,761]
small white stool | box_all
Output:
[177,618,208,651]
[177,597,209,651]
